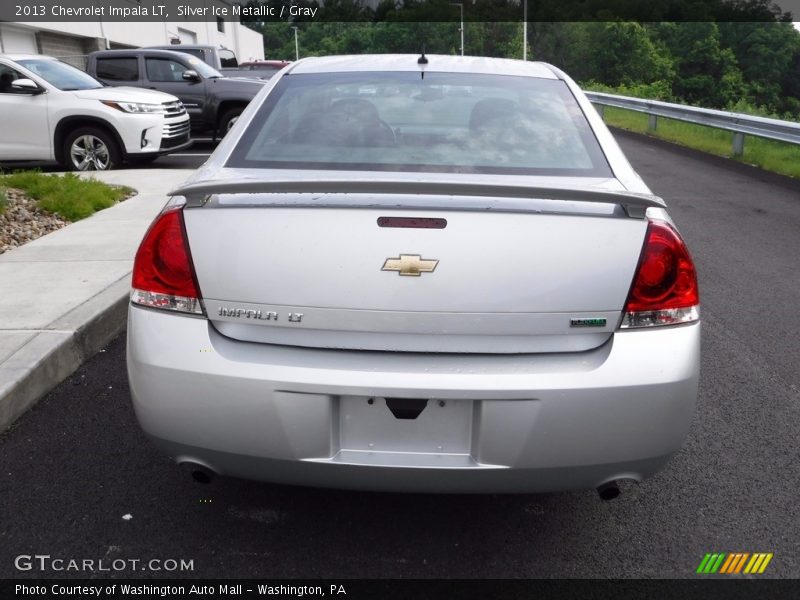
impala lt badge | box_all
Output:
[217,307,303,323]
[382,254,439,276]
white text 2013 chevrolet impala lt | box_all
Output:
[127,55,700,497]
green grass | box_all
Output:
[0,188,7,215]
[600,106,800,180]
[0,172,134,221]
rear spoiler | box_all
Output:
[172,179,666,218]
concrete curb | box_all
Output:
[0,278,129,433]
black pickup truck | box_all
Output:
[87,49,266,137]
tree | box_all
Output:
[654,22,743,107]
[583,22,674,87]
[719,22,800,112]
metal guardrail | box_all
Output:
[585,90,800,156]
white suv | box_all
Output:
[0,54,191,170]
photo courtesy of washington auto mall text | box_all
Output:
[14,583,347,597]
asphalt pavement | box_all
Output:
[0,132,798,579]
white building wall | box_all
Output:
[0,24,39,53]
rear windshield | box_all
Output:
[227,71,611,176]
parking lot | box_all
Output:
[0,139,213,173]
[1,131,798,579]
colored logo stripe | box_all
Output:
[696,554,713,573]
[697,553,726,573]
[744,553,773,574]
[697,552,773,574]
[720,553,749,573]
[719,553,736,573]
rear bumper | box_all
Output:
[126,306,700,493]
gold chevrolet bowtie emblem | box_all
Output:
[382,254,439,276]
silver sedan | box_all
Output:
[126,54,700,496]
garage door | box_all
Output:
[0,26,38,54]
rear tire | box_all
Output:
[62,127,122,171]
[219,107,244,137]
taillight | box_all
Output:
[131,201,204,315]
[620,220,699,328]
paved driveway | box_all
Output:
[0,132,798,579]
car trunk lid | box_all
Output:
[179,178,661,353]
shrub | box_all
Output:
[0,172,133,221]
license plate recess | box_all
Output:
[339,395,473,455]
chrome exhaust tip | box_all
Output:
[179,461,217,484]
[597,480,620,501]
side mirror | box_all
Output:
[11,78,43,94]
[182,70,201,82]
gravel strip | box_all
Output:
[0,188,69,254]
